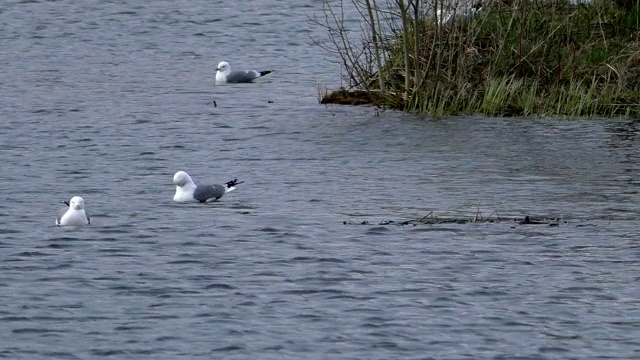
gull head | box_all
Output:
[215,61,231,75]
[173,171,193,187]
[69,196,85,211]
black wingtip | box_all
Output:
[225,179,245,188]
[62,201,70,206]
[260,70,272,77]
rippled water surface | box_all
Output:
[1,1,640,359]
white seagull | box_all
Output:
[56,196,91,226]
[173,171,243,203]
[215,61,272,83]
[435,1,483,26]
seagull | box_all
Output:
[173,171,243,203]
[215,61,272,83]
[56,196,91,226]
[435,1,483,26]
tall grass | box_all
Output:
[315,0,640,117]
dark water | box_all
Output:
[1,1,640,358]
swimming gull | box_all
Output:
[56,196,91,226]
[173,171,243,203]
[215,61,272,83]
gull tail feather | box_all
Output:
[224,179,244,193]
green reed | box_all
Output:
[317,0,640,117]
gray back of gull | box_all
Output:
[226,70,260,83]
[193,184,226,202]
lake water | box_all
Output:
[1,0,639,359]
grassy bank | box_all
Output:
[316,0,640,117]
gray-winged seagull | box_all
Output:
[215,61,272,83]
[56,196,91,226]
[173,171,243,203]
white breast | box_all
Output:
[174,186,197,202]
[59,209,88,226]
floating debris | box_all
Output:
[344,211,568,227]
[517,215,561,226]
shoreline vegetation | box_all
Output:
[314,0,640,117]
